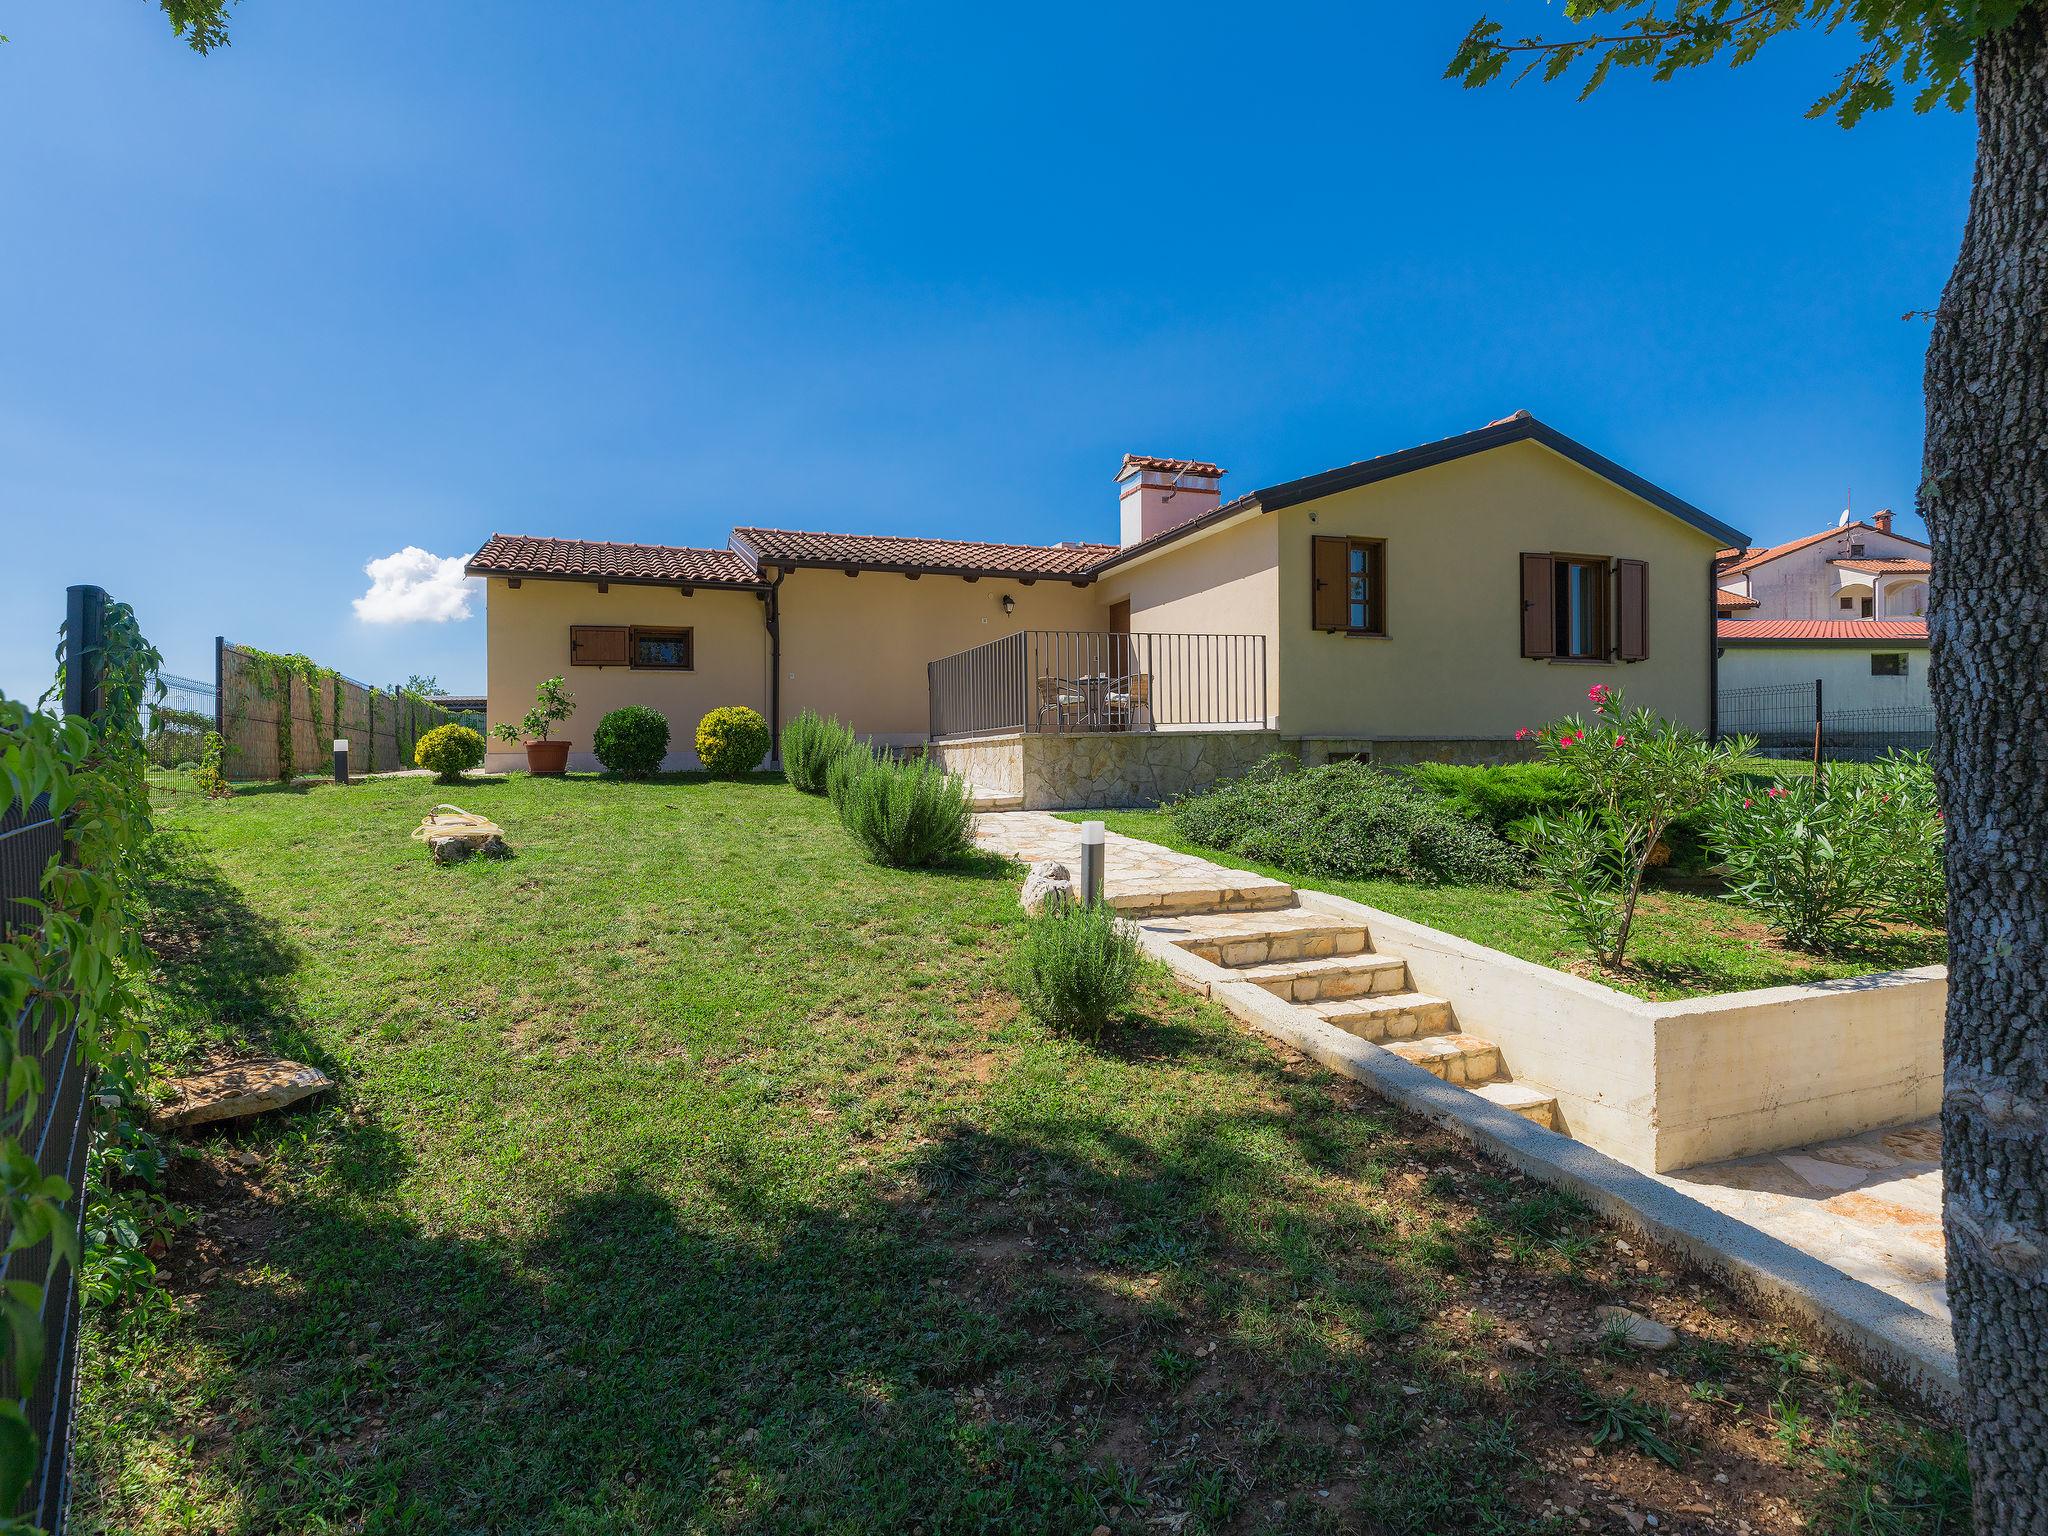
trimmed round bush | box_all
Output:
[695,705,771,778]
[1012,899,1145,1037]
[413,723,485,784]
[781,708,858,794]
[593,705,671,777]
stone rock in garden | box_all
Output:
[478,834,510,859]
[429,835,474,864]
[1592,1304,1676,1351]
[150,1058,333,1132]
[1020,860,1075,914]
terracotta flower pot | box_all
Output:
[523,739,571,776]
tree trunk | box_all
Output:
[1925,5,2048,1527]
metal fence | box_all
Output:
[0,586,114,1533]
[1719,680,1936,764]
[928,629,1268,740]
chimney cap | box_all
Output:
[1117,453,1225,483]
[1486,409,1534,428]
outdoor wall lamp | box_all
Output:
[1001,594,1015,615]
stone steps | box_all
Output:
[1307,990,1456,1043]
[1382,1033,1503,1087]
[1471,1080,1560,1130]
[1107,877,1297,919]
[1139,907,1373,968]
[964,785,1024,812]
[1235,952,1412,1003]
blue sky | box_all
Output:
[1,2,1972,703]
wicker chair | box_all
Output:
[1035,673,1087,732]
[1104,673,1151,732]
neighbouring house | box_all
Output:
[468,411,1746,803]
[1714,511,1934,737]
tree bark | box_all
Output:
[1925,5,2048,1527]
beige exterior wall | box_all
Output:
[1096,512,1281,725]
[774,567,1103,743]
[1274,440,1721,739]
[482,577,770,771]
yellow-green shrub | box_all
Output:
[414,723,486,783]
[695,706,770,778]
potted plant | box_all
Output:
[492,675,577,775]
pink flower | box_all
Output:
[1514,728,1531,742]
[1767,786,1785,798]
[1587,684,1608,704]
[1612,734,1626,747]
[1743,798,1753,809]
[1559,731,1583,748]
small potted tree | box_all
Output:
[492,676,577,776]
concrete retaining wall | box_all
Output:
[1292,888,1944,1173]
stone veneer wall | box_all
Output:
[929,730,1285,810]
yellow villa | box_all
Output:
[468,411,1748,805]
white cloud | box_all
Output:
[352,547,481,624]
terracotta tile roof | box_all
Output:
[1716,521,1931,578]
[1718,619,1928,642]
[732,527,1116,578]
[467,534,761,586]
[1830,556,1932,575]
[1716,588,1760,609]
[1118,454,1225,480]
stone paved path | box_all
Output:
[973,810,1294,914]
[1658,1118,1947,1329]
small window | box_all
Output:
[1310,536,1387,635]
[630,626,693,670]
[1553,557,1609,660]
[1861,596,1874,618]
[1872,653,1907,677]
[1840,596,1854,611]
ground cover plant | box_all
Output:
[1068,809,1945,1002]
[1402,760,1576,838]
[1170,754,1528,887]
[77,770,1965,1534]
[591,704,671,777]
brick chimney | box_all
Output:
[1117,455,1225,547]
[1874,508,1895,535]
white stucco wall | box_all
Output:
[1719,642,1931,713]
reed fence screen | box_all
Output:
[214,640,467,780]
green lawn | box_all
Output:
[76,771,1961,1534]
[1061,810,1946,1002]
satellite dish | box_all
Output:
[1836,508,1852,528]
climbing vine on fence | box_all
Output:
[0,598,162,1528]
[217,645,458,782]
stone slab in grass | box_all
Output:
[150,1058,333,1131]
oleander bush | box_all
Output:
[592,706,671,777]
[781,708,858,794]
[1713,751,1944,952]
[835,753,973,868]
[694,705,771,778]
[1169,754,1527,887]
[1011,897,1146,1038]
[413,723,486,784]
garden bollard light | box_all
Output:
[1080,820,1105,908]
[333,738,350,785]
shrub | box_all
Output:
[835,753,973,868]
[1402,761,1577,836]
[1713,753,1944,951]
[826,740,881,813]
[592,706,671,777]
[414,723,486,784]
[1012,898,1146,1037]
[695,705,771,777]
[493,675,575,745]
[782,709,858,794]
[1169,754,1526,886]
[194,729,231,799]
[1521,685,1751,966]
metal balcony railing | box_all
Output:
[927,629,1268,741]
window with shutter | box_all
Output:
[1616,559,1648,661]
[1520,554,1555,658]
[570,625,630,667]
[1311,536,1386,635]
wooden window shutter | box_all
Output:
[570,625,629,666]
[1311,536,1349,631]
[1520,553,1555,659]
[1616,559,1649,661]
